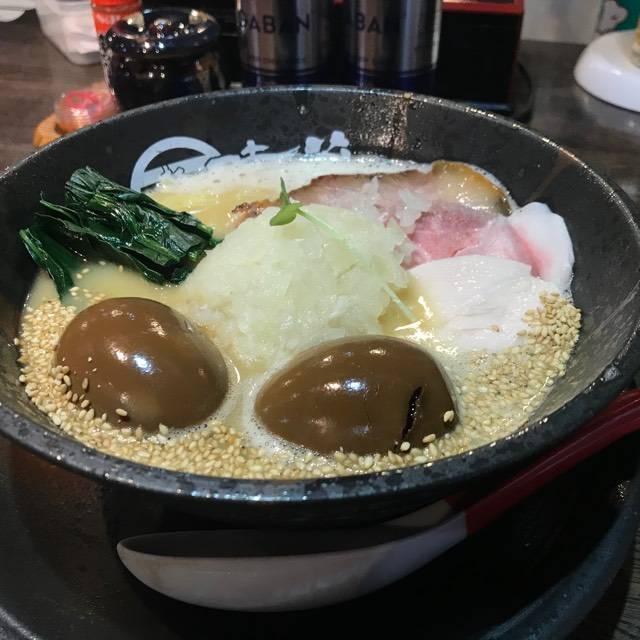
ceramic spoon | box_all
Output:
[118,390,640,612]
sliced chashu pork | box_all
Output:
[455,203,574,292]
[230,161,511,228]
[289,162,511,225]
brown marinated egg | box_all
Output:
[56,297,228,431]
[255,336,457,455]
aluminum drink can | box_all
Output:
[344,0,441,92]
[236,0,332,86]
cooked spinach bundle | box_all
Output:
[20,167,219,297]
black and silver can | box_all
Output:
[344,0,441,92]
[236,0,332,86]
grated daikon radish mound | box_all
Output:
[178,204,410,369]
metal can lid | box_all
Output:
[104,7,220,58]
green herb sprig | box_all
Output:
[270,179,417,322]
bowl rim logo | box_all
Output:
[130,131,351,191]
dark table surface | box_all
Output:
[2,10,640,639]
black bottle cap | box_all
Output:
[105,7,220,58]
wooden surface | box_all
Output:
[0,11,100,169]
[2,11,640,639]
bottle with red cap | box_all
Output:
[91,0,142,36]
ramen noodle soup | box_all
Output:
[16,154,580,479]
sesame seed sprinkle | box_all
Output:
[15,292,580,480]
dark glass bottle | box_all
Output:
[103,7,224,110]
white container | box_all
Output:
[35,0,100,65]
[522,0,603,44]
[0,0,35,23]
[574,30,640,113]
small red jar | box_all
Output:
[91,0,141,36]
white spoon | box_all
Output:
[117,498,457,611]
[118,391,640,611]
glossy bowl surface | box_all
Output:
[1,87,639,525]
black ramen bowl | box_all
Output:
[1,87,640,527]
